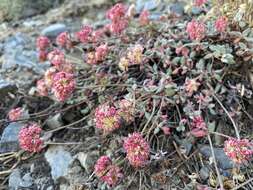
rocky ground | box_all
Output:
[0,0,253,190]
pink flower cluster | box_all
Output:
[56,32,72,48]
[94,104,121,133]
[215,16,228,33]
[52,71,75,102]
[190,116,207,137]
[184,78,201,96]
[87,44,109,65]
[139,10,150,26]
[194,0,207,7]
[224,138,253,164]
[117,99,135,123]
[76,25,93,43]
[18,123,43,153]
[36,36,51,62]
[37,79,48,96]
[123,132,150,168]
[47,49,65,67]
[106,3,128,34]
[186,20,206,41]
[94,156,123,186]
[8,107,23,121]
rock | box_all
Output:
[46,113,63,129]
[45,146,73,181]
[76,151,99,173]
[199,166,210,181]
[136,0,160,13]
[0,78,17,96]
[41,23,67,38]
[168,3,185,16]
[0,0,61,21]
[200,145,234,170]
[180,140,193,156]
[20,173,34,188]
[9,169,33,190]
[0,122,23,153]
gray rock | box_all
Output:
[46,113,63,129]
[9,169,33,190]
[169,3,185,16]
[0,122,23,153]
[0,79,17,95]
[136,0,159,13]
[191,7,202,15]
[20,173,33,188]
[200,145,234,170]
[41,23,67,38]
[45,146,73,180]
[76,151,99,173]
[199,166,210,180]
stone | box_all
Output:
[200,145,234,170]
[41,23,67,38]
[45,146,73,180]
[76,151,99,173]
[199,166,210,180]
[0,78,17,96]
[168,3,185,16]
[45,113,63,129]
[9,169,33,190]
[136,0,160,13]
[0,122,23,153]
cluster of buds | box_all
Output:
[194,0,207,7]
[215,16,228,33]
[47,49,65,67]
[94,104,121,133]
[76,25,93,43]
[186,20,206,41]
[94,156,123,186]
[8,107,23,121]
[184,78,201,96]
[56,32,72,48]
[190,116,207,137]
[37,79,49,96]
[18,123,43,153]
[106,3,128,34]
[87,44,109,65]
[36,36,51,62]
[51,71,75,102]
[117,99,135,123]
[123,132,150,168]
[119,44,144,71]
[139,10,150,26]
[224,138,253,164]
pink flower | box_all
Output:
[47,49,65,67]
[86,52,97,65]
[8,108,23,121]
[186,20,206,41]
[175,46,189,57]
[91,29,104,43]
[37,79,48,96]
[36,36,50,50]
[76,25,93,43]
[44,67,57,87]
[94,156,123,186]
[117,99,135,123]
[52,71,75,102]
[139,10,150,26]
[38,50,48,62]
[215,16,228,33]
[184,78,201,96]
[94,104,121,133]
[56,32,71,48]
[18,123,43,153]
[190,116,207,137]
[108,19,129,34]
[224,138,253,164]
[95,44,109,62]
[106,3,126,22]
[123,132,150,168]
[194,0,207,7]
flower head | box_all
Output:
[215,16,228,33]
[139,10,150,26]
[36,36,50,50]
[127,44,144,65]
[56,32,71,48]
[52,71,75,102]
[48,49,65,67]
[95,44,109,62]
[107,19,129,35]
[94,104,121,133]
[123,132,150,168]
[76,25,93,43]
[117,99,135,123]
[8,107,23,121]
[38,50,48,62]
[37,79,48,96]
[118,57,130,71]
[184,78,201,96]
[94,156,123,186]
[106,3,126,22]
[224,138,253,164]
[190,116,207,137]
[18,123,43,153]
[194,0,207,7]
[186,20,206,41]
[44,67,57,87]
